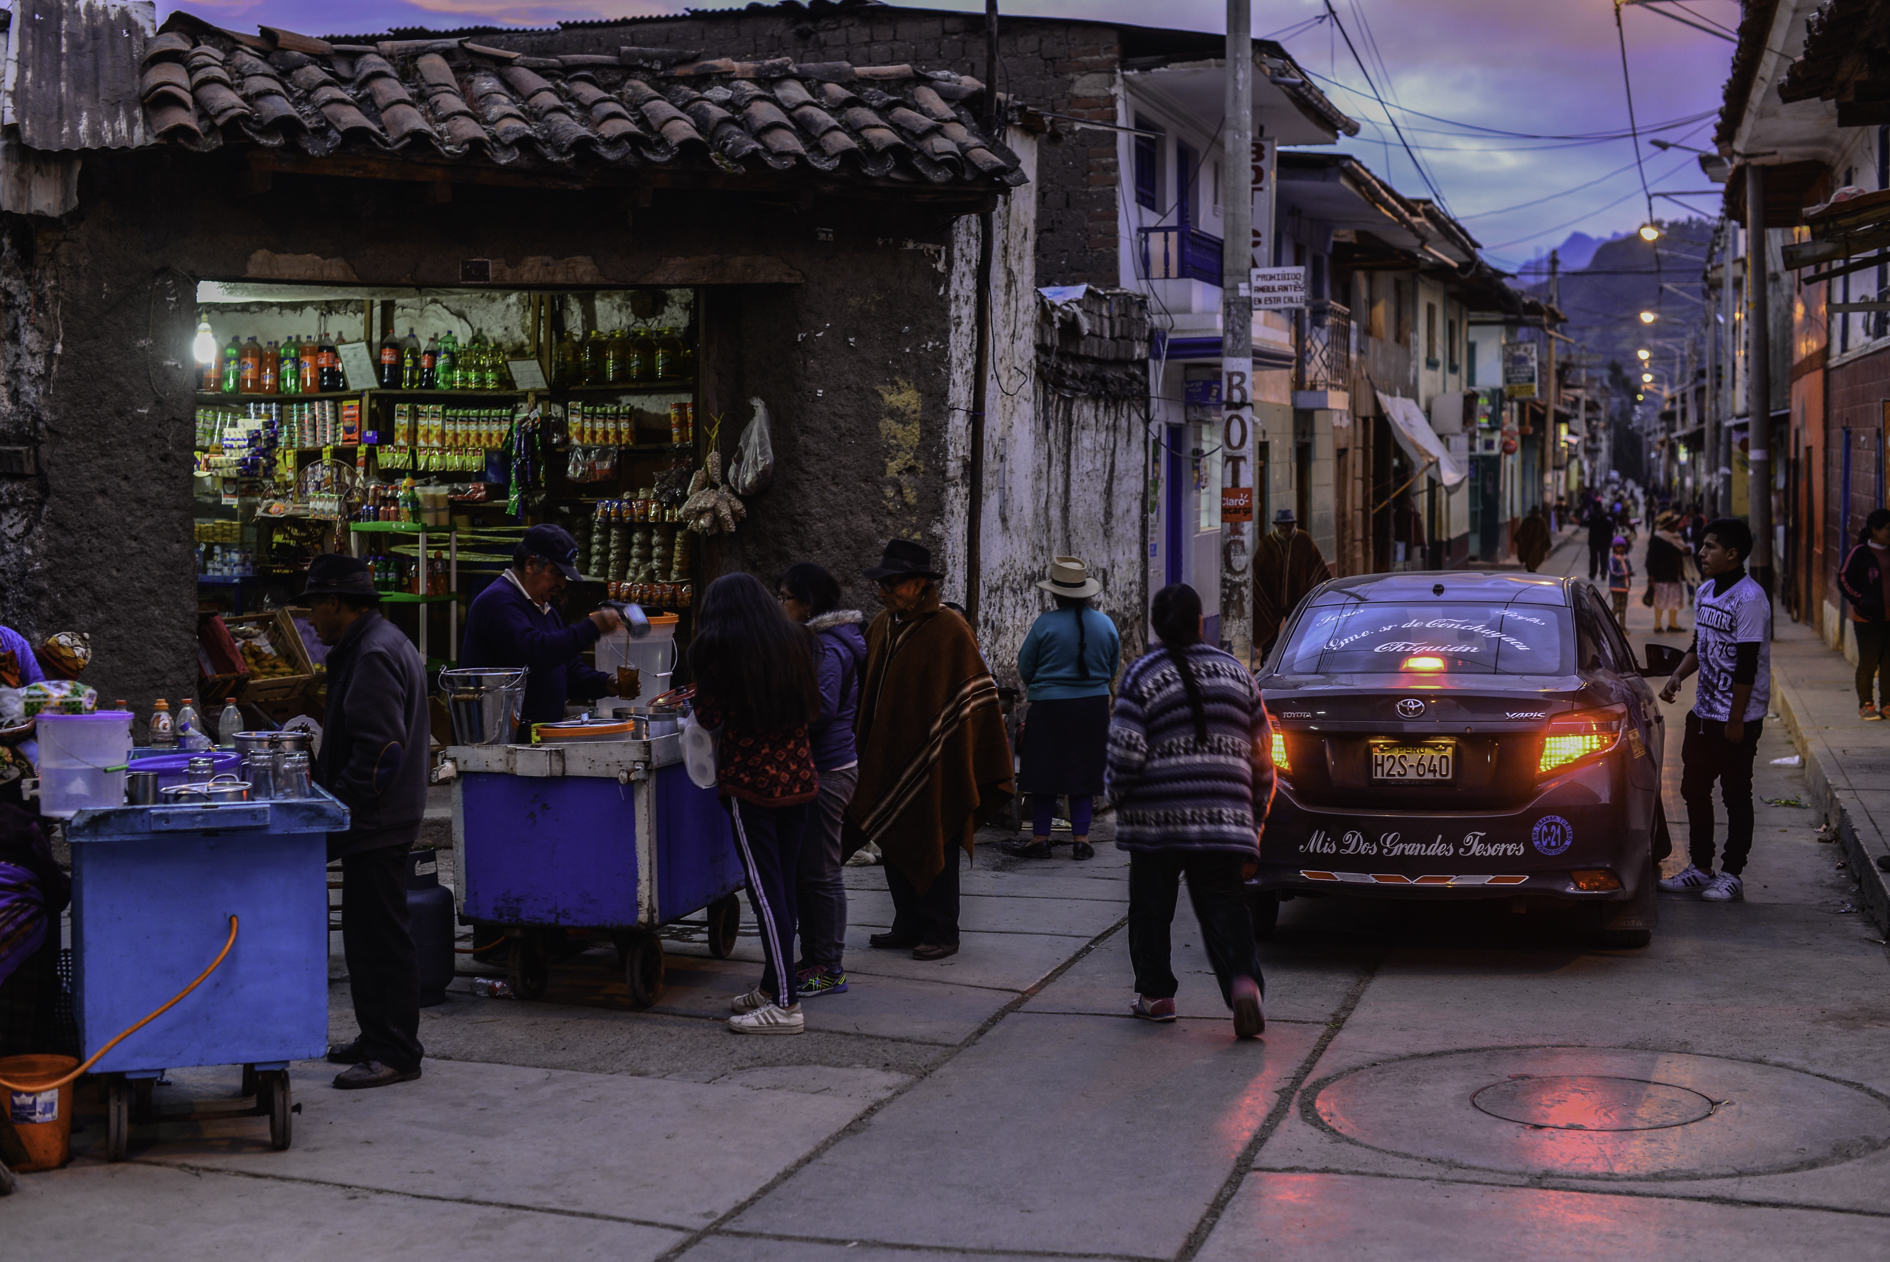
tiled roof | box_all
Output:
[138,13,1027,189]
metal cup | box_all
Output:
[277,752,311,800]
[186,756,216,784]
[125,770,160,805]
[242,751,277,800]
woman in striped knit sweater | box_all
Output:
[1105,583,1275,1038]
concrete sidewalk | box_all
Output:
[1771,618,1890,933]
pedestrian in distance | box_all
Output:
[1585,499,1615,582]
[775,561,866,997]
[1515,505,1552,573]
[1646,513,1691,634]
[1607,536,1634,625]
[1658,518,1772,903]
[1253,509,1332,660]
[1010,556,1120,862]
[692,572,823,1035]
[1105,583,1273,1039]
[304,553,431,1089]
[846,540,1014,962]
[1838,508,1890,721]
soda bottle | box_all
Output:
[239,336,263,393]
[148,698,176,748]
[605,329,629,384]
[436,332,458,390]
[279,336,300,396]
[583,330,607,385]
[301,334,320,392]
[218,699,244,747]
[555,330,581,387]
[379,328,401,388]
[221,335,242,393]
[259,341,279,394]
[421,334,438,389]
[402,477,422,524]
[402,329,422,389]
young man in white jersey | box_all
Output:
[1656,518,1771,902]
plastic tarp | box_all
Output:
[1376,391,1467,488]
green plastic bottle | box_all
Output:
[220,335,242,393]
[436,332,458,390]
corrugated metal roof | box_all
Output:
[10,0,152,150]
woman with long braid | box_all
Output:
[1105,583,1275,1039]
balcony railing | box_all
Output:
[1296,300,1352,392]
[1138,224,1224,286]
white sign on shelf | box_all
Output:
[508,358,549,391]
[338,340,380,391]
[1250,266,1307,310]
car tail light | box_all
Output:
[1538,705,1627,776]
[1570,869,1621,891]
[1269,731,1290,774]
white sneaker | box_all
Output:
[1700,872,1744,902]
[729,986,770,1015]
[728,1002,804,1035]
[1658,864,1714,893]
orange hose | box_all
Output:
[454,937,505,955]
[0,915,239,1094]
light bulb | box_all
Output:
[1642,372,1654,383]
[1639,311,1657,324]
[1638,223,1661,242]
[1636,349,1650,361]
[192,319,217,365]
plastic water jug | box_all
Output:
[35,712,133,818]
[596,613,679,703]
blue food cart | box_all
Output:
[66,791,347,1159]
[449,732,743,1005]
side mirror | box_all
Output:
[1641,642,1685,678]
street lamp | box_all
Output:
[1641,372,1654,383]
[1639,310,1658,324]
[1636,349,1651,361]
[1638,223,1661,243]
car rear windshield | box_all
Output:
[1278,601,1575,676]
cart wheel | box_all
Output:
[623,932,665,1009]
[706,894,742,961]
[508,934,549,1001]
[106,1080,130,1162]
[1248,891,1280,943]
[266,1072,293,1151]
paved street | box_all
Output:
[11,530,1890,1259]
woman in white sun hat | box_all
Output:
[1011,557,1120,860]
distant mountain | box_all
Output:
[1515,231,1617,281]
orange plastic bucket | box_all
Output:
[1,1055,78,1172]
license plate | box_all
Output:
[1371,745,1454,781]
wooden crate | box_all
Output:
[225,610,318,702]
[197,614,249,704]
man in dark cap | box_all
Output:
[1253,508,1331,660]
[461,524,623,729]
[304,553,431,1090]
[846,540,1013,960]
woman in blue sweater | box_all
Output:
[1014,557,1120,860]
[1105,583,1272,1039]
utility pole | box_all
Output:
[1220,0,1255,662]
[1704,222,1719,517]
[1746,161,1774,595]
[1545,249,1560,514]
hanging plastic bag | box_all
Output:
[681,711,720,790]
[728,396,774,496]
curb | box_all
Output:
[1774,675,1890,934]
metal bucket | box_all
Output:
[441,667,528,746]
[230,730,311,758]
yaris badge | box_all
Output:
[1532,815,1574,857]
[1395,697,1427,718]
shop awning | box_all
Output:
[1376,391,1466,488]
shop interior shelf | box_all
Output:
[291,444,500,453]
[197,390,362,402]
[199,389,522,402]
[555,381,695,394]
[378,592,458,604]
[349,521,459,534]
[196,575,264,584]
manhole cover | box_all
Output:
[1311,1047,1890,1180]
[1471,1075,1715,1132]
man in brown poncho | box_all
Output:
[1515,504,1552,573]
[1254,509,1332,658]
[845,540,1014,961]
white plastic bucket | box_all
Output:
[596,614,679,701]
[35,712,133,818]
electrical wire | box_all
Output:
[1298,69,1717,142]
[1613,0,1659,236]
[1321,0,1453,216]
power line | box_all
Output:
[1296,69,1716,142]
[1613,0,1658,234]
[1320,0,1452,215]
[1453,121,1710,221]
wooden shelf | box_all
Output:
[554,381,695,394]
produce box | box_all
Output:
[224,610,317,702]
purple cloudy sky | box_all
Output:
[161,0,1737,271]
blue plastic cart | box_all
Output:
[66,791,348,1158]
[449,735,743,1005]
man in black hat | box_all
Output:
[845,541,1014,960]
[1253,508,1331,660]
[461,524,624,729]
[304,553,431,1089]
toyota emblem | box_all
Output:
[1396,697,1427,718]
